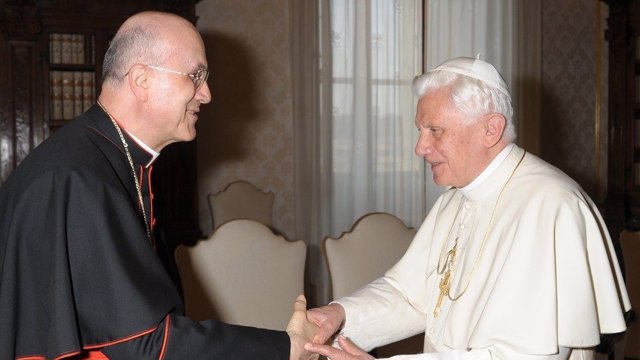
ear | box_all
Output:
[483,113,507,148]
[126,64,150,102]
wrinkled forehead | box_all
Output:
[415,87,461,125]
[162,24,208,67]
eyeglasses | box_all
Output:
[143,65,210,91]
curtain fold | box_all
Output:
[328,0,425,239]
[292,0,333,306]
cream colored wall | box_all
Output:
[195,0,295,238]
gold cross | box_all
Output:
[433,245,457,318]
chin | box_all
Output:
[431,173,444,184]
[432,176,452,187]
[181,133,197,142]
[188,128,197,140]
[179,126,197,142]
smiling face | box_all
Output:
[414,86,492,188]
[147,19,211,149]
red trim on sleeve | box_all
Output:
[78,350,108,360]
[158,314,171,360]
[18,349,107,360]
[84,325,159,349]
[17,348,82,360]
[17,324,160,360]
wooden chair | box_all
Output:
[208,180,274,230]
[324,212,423,356]
[175,219,306,331]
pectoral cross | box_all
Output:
[433,245,457,318]
[433,270,451,318]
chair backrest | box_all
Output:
[175,219,306,331]
[324,212,416,299]
[621,230,640,358]
[208,180,274,230]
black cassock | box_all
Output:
[0,105,289,360]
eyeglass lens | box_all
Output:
[193,69,210,90]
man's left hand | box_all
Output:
[304,335,375,360]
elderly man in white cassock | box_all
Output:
[304,57,631,360]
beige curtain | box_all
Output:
[291,0,333,306]
[292,0,424,306]
[326,0,425,236]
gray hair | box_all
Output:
[413,70,516,142]
[102,25,165,86]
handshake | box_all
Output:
[286,295,374,360]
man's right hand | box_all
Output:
[307,303,346,344]
[286,295,319,360]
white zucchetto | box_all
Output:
[430,56,510,96]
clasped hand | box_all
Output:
[287,295,320,360]
[302,304,375,360]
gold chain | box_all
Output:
[434,150,526,317]
[97,101,153,244]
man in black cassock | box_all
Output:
[0,11,317,360]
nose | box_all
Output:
[197,81,212,104]
[415,131,432,157]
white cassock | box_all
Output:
[335,144,630,360]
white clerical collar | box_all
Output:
[125,130,159,167]
[461,143,514,194]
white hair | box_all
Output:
[413,70,516,142]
